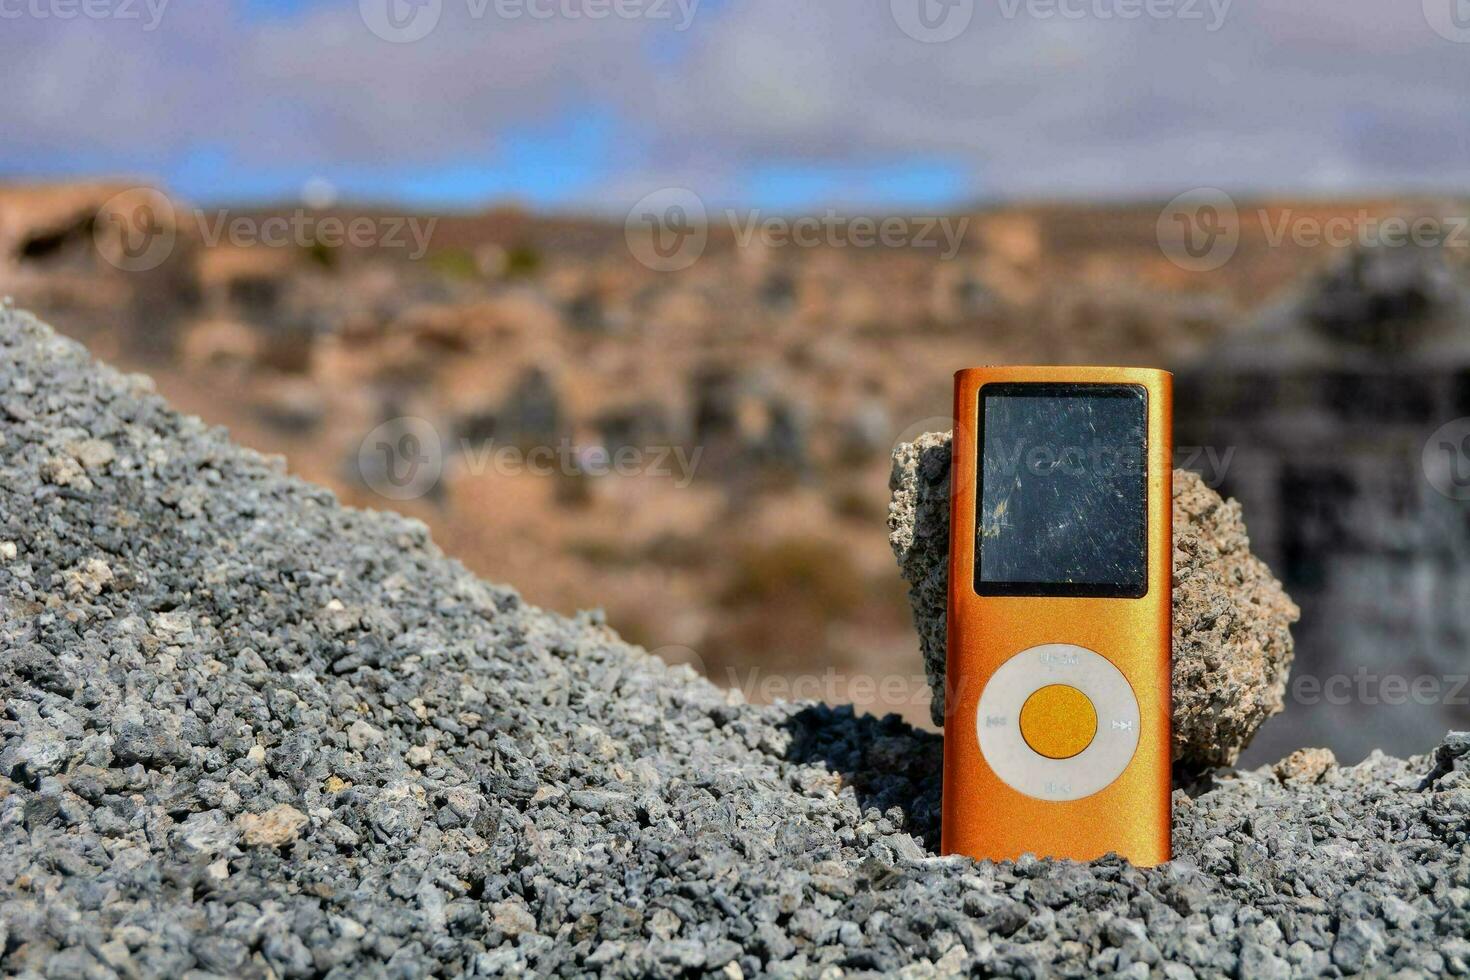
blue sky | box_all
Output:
[3,0,1469,212]
[239,0,317,17]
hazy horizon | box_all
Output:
[8,176,1470,218]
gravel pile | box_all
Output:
[889,431,1300,766]
[2,308,1468,978]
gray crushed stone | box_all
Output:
[2,307,1469,978]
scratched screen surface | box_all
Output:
[976,384,1148,597]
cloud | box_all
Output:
[0,0,1467,208]
[638,0,1470,200]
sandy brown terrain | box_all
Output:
[4,180,1462,726]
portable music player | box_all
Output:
[942,367,1172,866]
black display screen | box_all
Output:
[976,383,1148,597]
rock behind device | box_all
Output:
[944,367,1172,866]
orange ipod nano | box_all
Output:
[943,367,1172,867]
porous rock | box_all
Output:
[889,430,1300,766]
[238,804,310,848]
[1,309,1463,978]
[1273,747,1338,785]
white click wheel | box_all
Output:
[975,643,1141,801]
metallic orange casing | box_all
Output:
[942,366,1173,866]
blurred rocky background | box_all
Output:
[5,181,1470,763]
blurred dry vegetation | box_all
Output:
[4,180,1464,726]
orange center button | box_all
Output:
[1019,685,1098,760]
